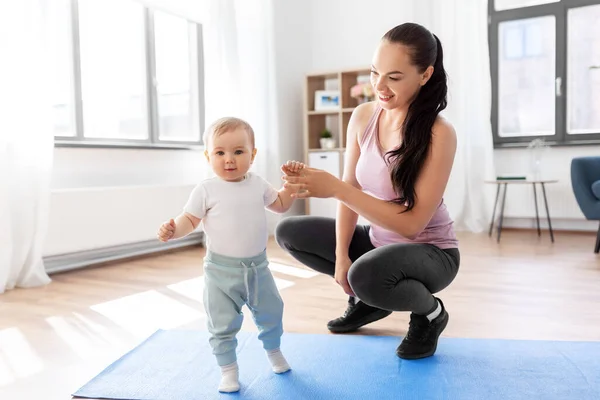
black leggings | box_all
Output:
[275,216,460,315]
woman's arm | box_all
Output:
[335,103,372,258]
[335,119,457,239]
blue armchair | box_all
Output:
[571,157,600,253]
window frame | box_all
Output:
[53,0,205,150]
[489,0,600,148]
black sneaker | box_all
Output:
[327,298,392,333]
[396,297,449,359]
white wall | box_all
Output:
[494,146,600,231]
[309,0,415,71]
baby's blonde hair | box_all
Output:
[203,117,255,148]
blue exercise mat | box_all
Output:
[73,329,600,400]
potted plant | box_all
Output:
[319,129,336,149]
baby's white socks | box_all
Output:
[218,362,240,393]
[267,348,291,374]
[217,350,290,392]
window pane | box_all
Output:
[154,11,200,142]
[567,5,600,135]
[495,0,559,11]
[78,0,147,140]
[48,0,75,137]
[498,17,555,137]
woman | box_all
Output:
[276,22,460,360]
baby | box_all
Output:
[157,116,303,393]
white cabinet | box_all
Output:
[309,151,341,175]
[307,151,340,218]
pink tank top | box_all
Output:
[355,105,458,249]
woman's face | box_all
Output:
[370,40,432,111]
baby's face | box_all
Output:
[205,127,256,182]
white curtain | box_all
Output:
[234,0,280,188]
[204,0,281,231]
[414,0,496,232]
[0,1,53,294]
[202,0,279,185]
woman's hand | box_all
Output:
[334,255,355,296]
[282,167,343,199]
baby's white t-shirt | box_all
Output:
[183,172,279,258]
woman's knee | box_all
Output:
[274,216,300,250]
[274,215,318,251]
[348,250,402,308]
[275,216,335,251]
[347,256,379,302]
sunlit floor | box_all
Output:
[1,230,599,400]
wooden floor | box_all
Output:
[1,230,599,399]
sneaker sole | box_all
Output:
[396,313,449,360]
[327,310,393,333]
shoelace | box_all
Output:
[342,302,357,318]
[405,317,431,342]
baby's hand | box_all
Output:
[281,160,305,176]
[157,219,176,242]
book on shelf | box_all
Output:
[496,175,527,180]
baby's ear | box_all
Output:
[204,150,210,162]
[251,148,258,162]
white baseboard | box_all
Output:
[43,232,204,274]
[500,217,598,232]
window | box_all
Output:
[489,0,600,147]
[49,0,204,148]
[153,11,202,142]
[48,0,76,138]
[567,5,600,135]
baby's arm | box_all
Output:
[266,160,305,213]
[172,212,201,239]
[158,182,207,242]
[157,212,201,242]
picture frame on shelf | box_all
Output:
[314,90,340,111]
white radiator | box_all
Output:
[45,184,201,259]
